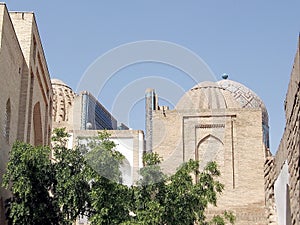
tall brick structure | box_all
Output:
[146,37,300,225]
[0,3,52,224]
[147,79,269,224]
[145,88,158,152]
[265,37,300,225]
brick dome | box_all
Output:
[51,78,76,123]
[176,79,268,126]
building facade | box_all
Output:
[0,3,52,224]
[146,79,269,224]
[77,91,117,130]
[146,37,300,224]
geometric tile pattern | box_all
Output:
[217,79,269,126]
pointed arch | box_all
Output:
[197,134,224,149]
[119,158,132,186]
[33,102,43,146]
[196,134,224,169]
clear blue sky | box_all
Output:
[6,1,300,153]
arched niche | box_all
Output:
[196,134,224,170]
[119,158,132,186]
[33,102,43,146]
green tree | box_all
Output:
[2,128,91,225]
[3,129,234,225]
[51,128,91,225]
[127,153,235,225]
[2,141,60,225]
[82,131,124,183]
[77,131,132,225]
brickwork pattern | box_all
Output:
[0,4,52,224]
[52,79,76,126]
[265,38,300,225]
[150,79,268,224]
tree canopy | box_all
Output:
[3,128,234,225]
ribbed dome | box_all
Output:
[176,79,268,125]
[51,78,70,88]
[51,78,76,123]
[176,81,238,110]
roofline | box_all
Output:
[9,11,34,13]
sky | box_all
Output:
[6,1,300,153]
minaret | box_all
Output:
[145,88,158,153]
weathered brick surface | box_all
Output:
[51,79,76,129]
[151,88,268,224]
[10,11,53,145]
[0,5,24,224]
[0,4,52,224]
[265,38,300,225]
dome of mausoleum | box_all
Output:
[217,79,268,125]
[176,79,268,126]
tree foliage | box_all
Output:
[52,129,91,224]
[128,153,235,225]
[3,129,235,225]
[81,131,124,183]
[78,131,131,225]
[3,128,90,225]
[2,141,59,225]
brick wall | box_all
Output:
[265,38,300,225]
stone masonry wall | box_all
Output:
[0,4,27,224]
[152,107,267,224]
[283,38,300,225]
[0,5,53,224]
[265,38,300,225]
